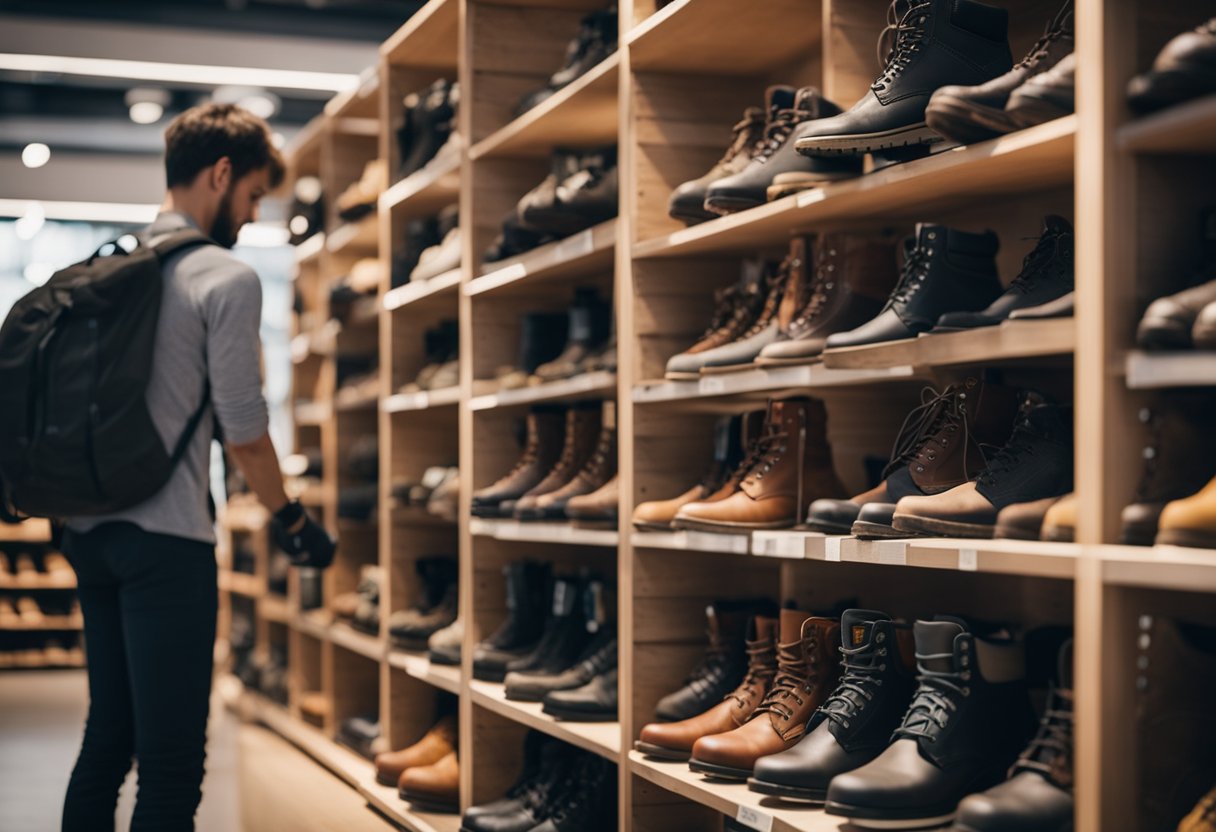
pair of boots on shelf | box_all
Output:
[514,5,617,117]
[0,549,73,585]
[637,604,1076,832]
[391,465,459,523]
[472,402,618,524]
[495,288,615,391]
[388,557,458,654]
[397,78,459,181]
[375,710,460,812]
[287,175,324,244]
[1137,207,1216,352]
[336,159,388,224]
[664,215,1074,377]
[338,435,379,522]
[1127,17,1216,114]
[333,564,382,636]
[391,204,461,289]
[402,319,459,393]
[462,733,617,832]
[0,637,84,669]
[473,565,618,722]
[484,148,618,264]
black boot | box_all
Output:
[399,78,457,178]
[522,148,619,238]
[515,6,618,116]
[501,575,598,677]
[533,289,612,383]
[529,755,617,832]
[826,617,1035,829]
[748,609,918,803]
[795,0,1012,155]
[543,665,619,722]
[461,734,574,832]
[472,561,552,681]
[824,224,1002,350]
[507,631,616,703]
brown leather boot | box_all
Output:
[520,418,616,521]
[1179,785,1216,832]
[673,399,846,531]
[398,750,459,812]
[471,407,565,517]
[511,404,601,518]
[373,713,456,787]
[993,495,1064,540]
[1040,492,1077,542]
[808,377,1021,536]
[565,474,620,523]
[665,261,770,380]
[1157,475,1216,548]
[757,231,900,365]
[635,616,778,761]
[694,255,793,374]
[689,610,842,780]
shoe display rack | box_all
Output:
[212,1,1216,831]
[0,519,86,670]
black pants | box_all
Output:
[61,521,217,832]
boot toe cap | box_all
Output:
[807,499,862,528]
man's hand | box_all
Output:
[270,499,337,570]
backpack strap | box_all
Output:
[170,380,212,468]
[145,228,215,260]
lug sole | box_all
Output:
[503,688,549,703]
[398,790,459,813]
[671,517,791,533]
[795,123,943,156]
[891,513,995,539]
[428,651,461,666]
[688,758,753,781]
[669,208,718,226]
[634,741,691,761]
[541,703,618,721]
[851,520,918,540]
[633,520,677,532]
[924,95,1012,144]
[1155,527,1216,549]
[1117,524,1157,547]
[803,518,856,535]
[746,776,827,803]
[472,666,508,683]
[704,195,765,216]
[824,801,957,830]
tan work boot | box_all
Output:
[374,714,457,787]
[1157,475,1216,548]
[398,750,459,812]
[993,495,1064,540]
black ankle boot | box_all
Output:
[399,78,457,178]
[533,289,611,383]
[473,561,552,681]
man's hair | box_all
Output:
[164,102,286,189]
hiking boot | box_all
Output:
[824,224,1002,350]
[374,713,457,786]
[399,79,458,179]
[705,87,861,212]
[669,105,767,225]
[632,415,750,530]
[1156,475,1216,548]
[512,405,602,517]
[529,755,617,832]
[665,260,770,379]
[472,561,552,681]
[506,631,616,702]
[795,0,1012,155]
[461,733,570,832]
[935,215,1074,330]
[1003,52,1076,130]
[892,399,1073,538]
[391,582,457,650]
[398,750,459,812]
[471,407,566,517]
[748,610,917,803]
[926,1,1073,143]
[689,611,842,780]
[826,617,1034,829]
[1127,17,1216,113]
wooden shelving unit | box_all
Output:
[0,522,85,668]
[210,2,1216,831]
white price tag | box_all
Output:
[699,376,727,394]
[735,806,773,832]
[959,548,978,571]
[824,537,842,562]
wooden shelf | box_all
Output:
[294,610,333,641]
[469,680,619,760]
[627,0,820,75]
[327,215,380,256]
[628,752,840,832]
[634,116,1076,260]
[325,66,381,120]
[469,371,617,410]
[220,570,265,598]
[1124,349,1216,389]
[1101,544,1216,593]
[0,577,76,590]
[387,649,462,695]
[384,270,462,312]
[384,386,461,413]
[470,52,620,160]
[631,529,751,555]
[329,622,384,662]
[840,537,1079,580]
[821,318,1074,371]
[380,156,461,220]
[0,519,52,543]
[470,518,619,547]
[335,387,380,413]
[467,219,616,296]
[295,232,326,264]
[294,401,332,427]
[260,595,292,625]
[1118,95,1216,154]
[382,0,460,70]
[1,616,83,631]
[633,363,916,405]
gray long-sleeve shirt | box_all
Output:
[65,211,269,545]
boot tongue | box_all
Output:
[914,617,967,673]
[841,609,886,649]
[751,615,779,644]
[779,608,812,644]
[764,85,797,117]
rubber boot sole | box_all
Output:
[924,95,1013,144]
[1155,527,1216,549]
[891,513,995,539]
[688,757,753,781]
[795,123,942,156]
[634,741,691,761]
[541,702,618,721]
[746,776,827,804]
[825,800,957,830]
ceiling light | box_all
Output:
[24,263,55,286]
[125,87,170,124]
[294,176,322,205]
[0,199,158,224]
[271,132,286,149]
[238,92,280,120]
[129,101,164,124]
[289,215,311,236]
[21,142,50,169]
[14,201,46,241]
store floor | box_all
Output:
[0,671,397,832]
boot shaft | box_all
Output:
[738,398,843,503]
[1132,394,1216,504]
[775,236,814,331]
[886,224,1002,329]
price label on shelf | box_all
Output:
[699,376,727,395]
[735,806,773,832]
[824,537,842,561]
[959,548,978,571]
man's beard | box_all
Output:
[209,187,239,249]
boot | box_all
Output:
[461,735,572,832]
[501,575,596,678]
[1002,52,1076,131]
[993,495,1066,541]
[653,599,779,724]
[543,665,618,721]
[825,617,1035,828]
[411,212,461,282]
[398,750,459,812]
[673,398,847,531]
[472,560,552,682]
[1136,617,1216,832]
[392,217,442,288]
[521,148,618,238]
[529,755,617,832]
[935,215,1074,330]
[506,631,616,702]
[471,407,566,517]
[689,611,842,780]
[893,399,1073,538]
[748,609,917,803]
[428,617,463,665]
[533,289,612,384]
[825,224,1003,350]
[512,405,602,517]
[564,474,620,523]
[632,414,750,530]
[374,713,457,786]
[706,87,861,212]
[950,639,1075,832]
[515,6,618,116]
[669,106,767,225]
[336,159,388,222]
[391,582,458,650]
[1156,476,1216,549]
[757,230,900,365]
[1137,208,1216,349]
[807,378,1020,535]
[794,0,1012,155]
[497,313,569,389]
[399,79,457,179]
[680,249,795,374]
[926,2,1074,143]
[665,260,770,379]
[1127,18,1216,113]
[1179,786,1216,832]
[1040,492,1077,542]
[635,616,779,761]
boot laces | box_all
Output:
[741,419,790,484]
[887,243,932,308]
[882,384,978,480]
[739,263,788,339]
[754,636,819,722]
[698,283,755,342]
[753,109,803,162]
[1132,407,1160,503]
[681,630,734,695]
[977,406,1048,488]
[873,1,932,91]
[1014,4,1073,70]
[715,110,766,168]
[788,245,836,335]
[725,637,777,707]
[820,637,888,730]
[1012,685,1072,786]
[894,649,970,742]
[576,431,614,484]
[1008,229,1069,294]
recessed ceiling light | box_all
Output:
[238,92,280,120]
[129,101,165,124]
[21,142,50,169]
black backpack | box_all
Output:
[0,230,214,520]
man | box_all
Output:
[59,103,335,831]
